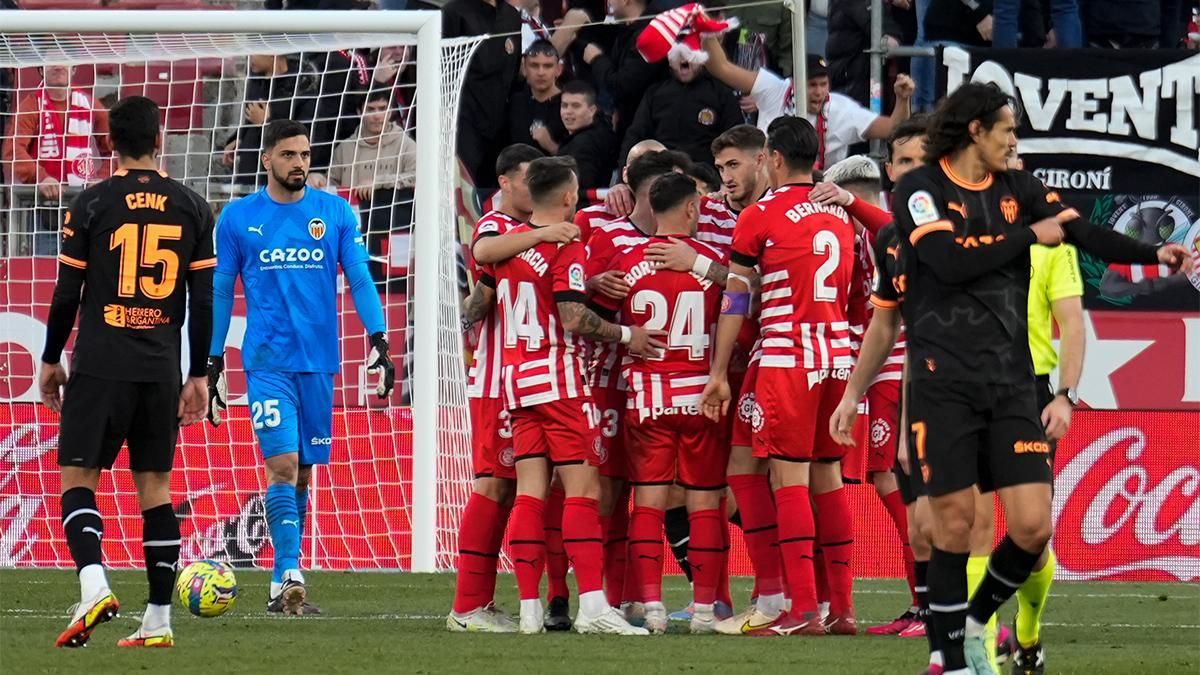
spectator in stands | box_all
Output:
[826,0,905,107]
[725,1,793,77]
[221,53,318,186]
[1084,0,1165,47]
[994,0,1081,47]
[620,56,741,167]
[443,0,523,187]
[924,0,994,47]
[508,40,570,154]
[369,46,417,130]
[579,0,669,143]
[515,0,590,54]
[557,80,618,192]
[3,60,111,200]
[305,49,374,188]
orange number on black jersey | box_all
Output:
[109,223,183,299]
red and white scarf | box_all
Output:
[36,85,99,185]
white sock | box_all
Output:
[818,600,831,619]
[930,650,944,666]
[519,598,541,617]
[579,590,609,616]
[269,581,282,599]
[282,568,305,585]
[756,592,785,615]
[644,601,665,613]
[142,603,171,631]
[78,564,108,603]
[693,603,714,618]
[965,615,986,639]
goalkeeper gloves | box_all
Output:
[367,332,395,400]
[206,355,228,427]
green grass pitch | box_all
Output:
[1,570,1197,674]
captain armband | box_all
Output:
[720,291,752,316]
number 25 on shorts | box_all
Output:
[251,399,281,430]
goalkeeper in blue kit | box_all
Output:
[207,120,395,615]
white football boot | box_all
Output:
[574,606,651,636]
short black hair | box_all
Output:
[887,114,930,162]
[363,89,393,109]
[688,162,721,193]
[711,124,766,157]
[108,95,159,160]
[561,79,596,106]
[626,149,691,194]
[766,116,819,172]
[524,39,559,59]
[496,143,544,177]
[925,82,1017,161]
[525,156,577,203]
[649,172,699,214]
[263,119,308,151]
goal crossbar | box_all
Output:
[2,10,450,573]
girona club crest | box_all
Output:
[592,437,608,465]
[1051,411,1200,582]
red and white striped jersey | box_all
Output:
[467,210,524,399]
[486,226,591,409]
[573,203,617,246]
[848,229,872,362]
[1107,263,1174,282]
[585,217,652,389]
[601,236,725,417]
[697,195,737,255]
[731,184,856,371]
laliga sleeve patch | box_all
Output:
[907,190,939,226]
[476,219,501,235]
[568,263,587,292]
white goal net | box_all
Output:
[0,12,483,572]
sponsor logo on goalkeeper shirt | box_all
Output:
[257,247,327,270]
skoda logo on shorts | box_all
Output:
[310,436,332,446]
[499,446,515,467]
[870,418,891,449]
[593,437,608,464]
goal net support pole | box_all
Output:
[2,11,459,573]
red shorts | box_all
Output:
[839,401,871,483]
[624,408,729,490]
[751,368,849,462]
[510,397,603,467]
[470,396,516,480]
[730,360,760,448]
[866,381,901,476]
[591,386,627,479]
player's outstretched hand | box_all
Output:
[1157,243,1195,275]
[38,362,67,413]
[828,395,859,446]
[367,332,396,400]
[645,237,698,272]
[604,183,635,217]
[537,221,580,245]
[810,181,854,207]
[700,375,730,422]
[626,326,666,359]
[588,270,632,300]
[206,355,228,426]
[180,376,208,426]
[1030,217,1065,246]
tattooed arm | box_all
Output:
[461,281,496,329]
[557,301,622,342]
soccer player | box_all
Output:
[702,116,859,637]
[41,95,214,648]
[481,156,661,635]
[574,139,666,235]
[891,82,1191,674]
[595,172,728,634]
[450,143,581,632]
[206,119,395,616]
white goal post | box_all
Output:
[0,11,481,573]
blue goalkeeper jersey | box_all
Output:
[214,188,371,374]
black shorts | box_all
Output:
[891,389,927,506]
[58,373,181,473]
[905,377,1052,497]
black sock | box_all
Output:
[663,506,692,582]
[728,509,742,529]
[61,487,103,572]
[142,504,181,606]
[928,547,969,671]
[914,560,939,656]
[968,534,1042,626]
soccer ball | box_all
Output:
[176,560,238,618]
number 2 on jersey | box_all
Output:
[110,223,183,299]
[631,289,707,360]
[496,279,546,350]
[812,229,841,303]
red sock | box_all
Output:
[484,499,512,605]
[627,506,665,603]
[604,500,629,607]
[717,498,733,607]
[688,509,725,606]
[813,514,829,604]
[813,487,855,616]
[562,496,605,595]
[774,485,818,615]
[451,493,502,613]
[879,488,917,605]
[509,495,546,601]
[727,474,783,597]
[544,486,569,601]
